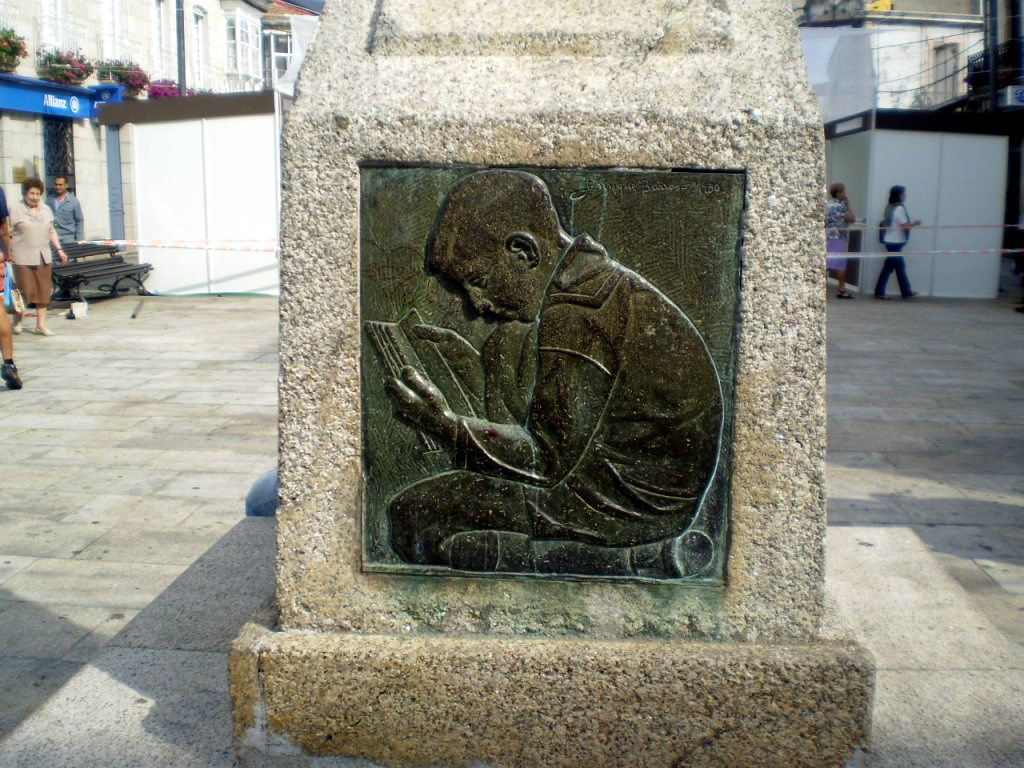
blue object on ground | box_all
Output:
[246,469,279,517]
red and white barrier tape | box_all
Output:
[845,248,1024,258]
[77,240,1024,258]
[82,239,279,253]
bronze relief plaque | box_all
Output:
[360,166,744,584]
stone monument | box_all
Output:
[230,1,875,766]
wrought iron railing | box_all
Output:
[36,13,90,56]
[0,7,18,30]
[966,39,1023,91]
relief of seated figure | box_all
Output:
[374,169,724,579]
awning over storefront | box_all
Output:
[0,74,121,120]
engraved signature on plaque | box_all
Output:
[360,167,743,582]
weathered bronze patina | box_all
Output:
[361,167,743,583]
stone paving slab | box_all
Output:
[826,527,1024,671]
[0,648,237,768]
[867,670,1024,768]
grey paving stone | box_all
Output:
[32,446,168,468]
[0,556,38,585]
[0,489,86,521]
[133,416,234,434]
[1,558,184,609]
[182,499,248,527]
[975,558,1024,595]
[0,656,83,739]
[111,518,275,653]
[61,609,140,663]
[73,519,235,565]
[53,467,182,497]
[886,451,1024,476]
[826,527,1024,670]
[0,648,236,768]
[824,451,900,470]
[0,519,109,559]
[153,471,261,501]
[826,429,940,454]
[911,524,1024,560]
[150,449,275,474]
[904,501,1024,527]
[57,494,202,526]
[827,496,913,526]
[866,670,1024,768]
[0,601,120,660]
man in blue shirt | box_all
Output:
[46,176,84,245]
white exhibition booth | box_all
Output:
[826,123,1007,299]
[131,111,281,296]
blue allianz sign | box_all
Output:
[1001,86,1024,109]
[0,74,121,119]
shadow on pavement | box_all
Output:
[0,587,87,739]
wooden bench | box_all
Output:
[52,243,153,301]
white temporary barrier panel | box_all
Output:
[800,28,875,124]
[827,128,1007,299]
[131,112,279,295]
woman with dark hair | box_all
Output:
[8,177,67,335]
[875,184,921,300]
[826,182,856,298]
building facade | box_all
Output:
[800,0,985,110]
[0,0,318,247]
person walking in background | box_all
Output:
[9,178,68,337]
[46,175,83,246]
[875,184,921,300]
[826,182,856,299]
[0,184,22,389]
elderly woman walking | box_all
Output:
[9,178,67,336]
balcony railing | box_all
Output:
[0,7,18,29]
[36,13,89,55]
[101,40,146,66]
[801,0,865,25]
[967,39,1023,92]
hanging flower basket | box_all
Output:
[0,28,28,74]
[37,48,94,85]
[95,58,150,96]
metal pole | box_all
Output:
[176,0,186,95]
[1013,0,1023,86]
[988,0,1000,112]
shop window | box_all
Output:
[226,12,262,90]
[191,5,208,88]
[264,30,292,88]
[43,117,75,191]
[933,43,960,104]
[152,0,168,75]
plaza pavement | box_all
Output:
[0,289,1021,767]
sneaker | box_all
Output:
[34,327,54,337]
[1,361,22,390]
[12,320,21,334]
[902,292,919,299]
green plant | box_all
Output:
[95,59,150,90]
[0,27,28,72]
[37,48,94,85]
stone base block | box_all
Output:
[231,621,874,768]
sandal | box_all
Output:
[836,291,854,299]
